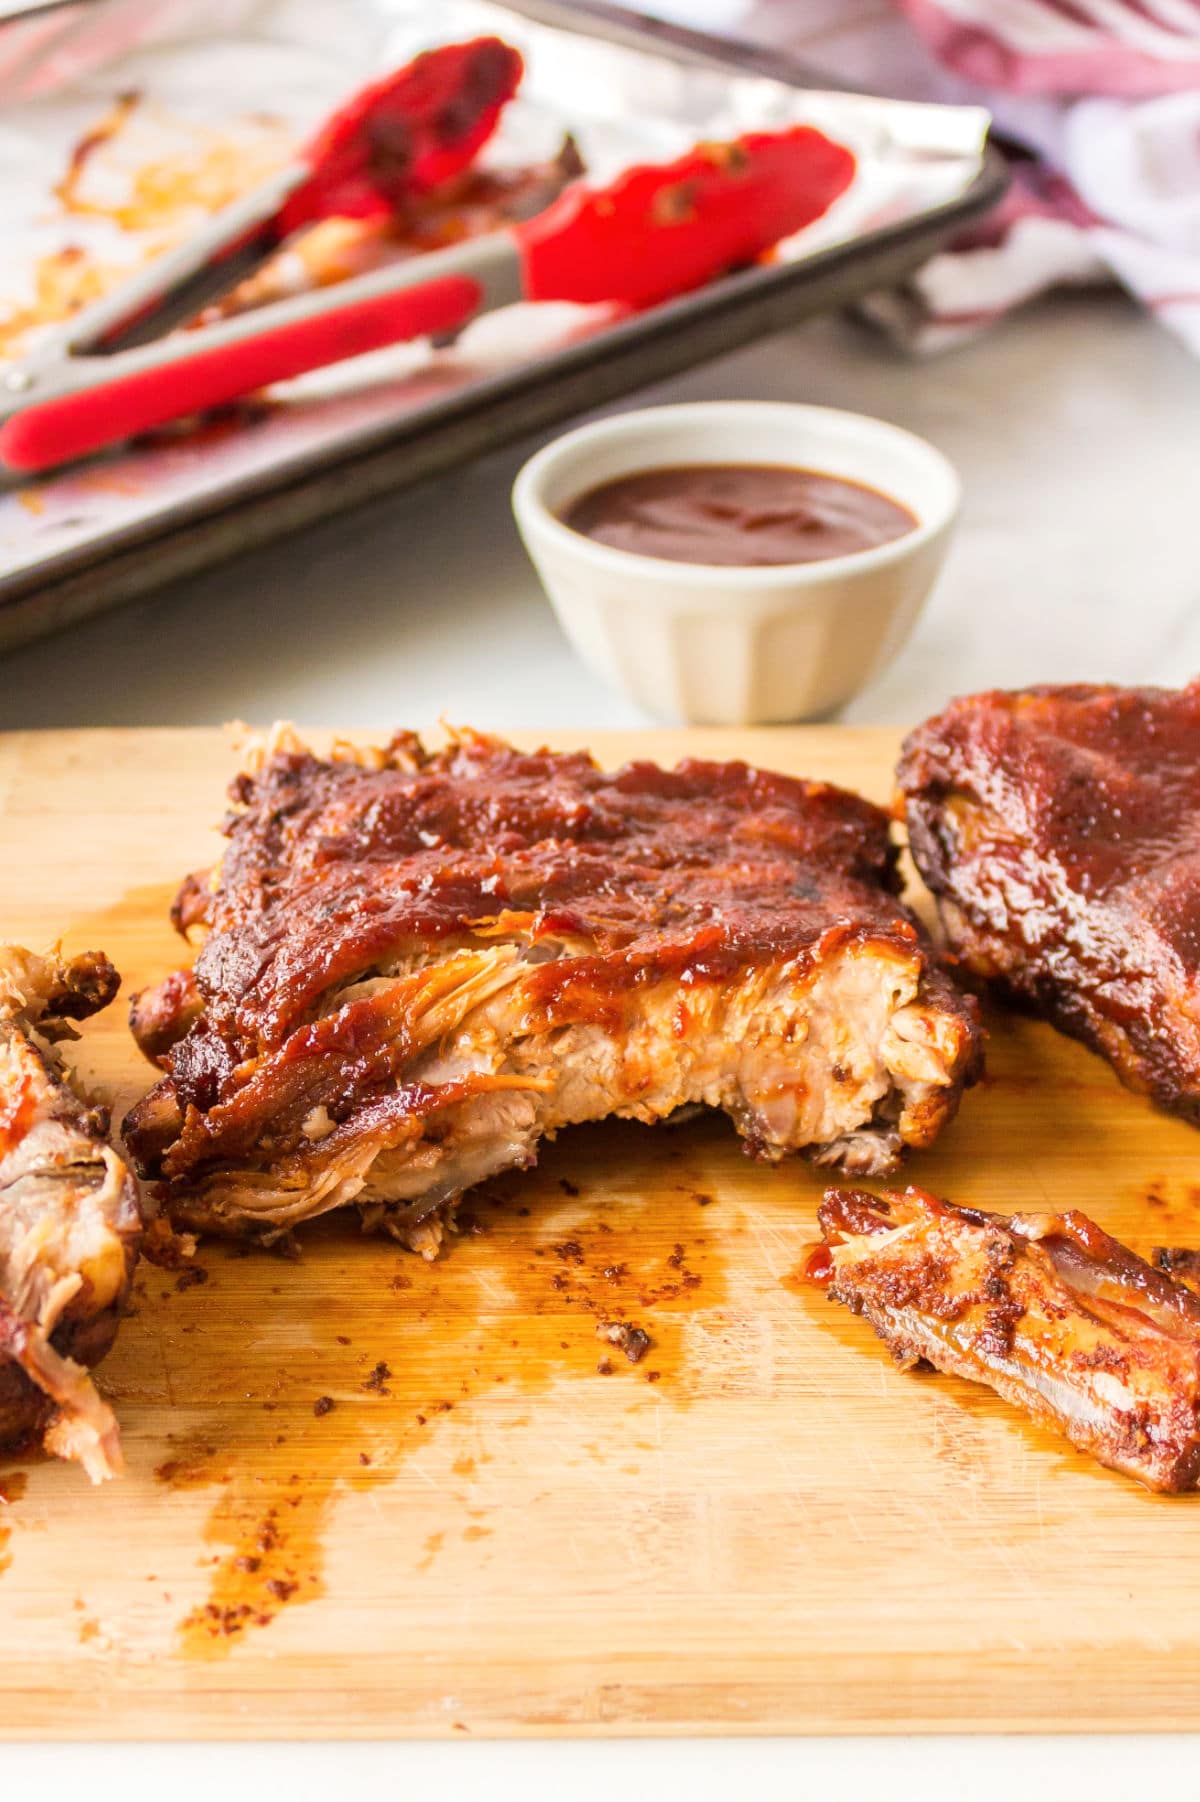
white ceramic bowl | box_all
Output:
[512,400,960,725]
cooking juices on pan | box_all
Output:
[560,464,917,567]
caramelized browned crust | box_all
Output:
[125,729,980,1246]
[816,1185,1200,1492]
[0,947,142,1480]
[128,967,203,1069]
[898,682,1200,1122]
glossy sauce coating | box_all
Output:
[123,731,983,1188]
[899,682,1200,1123]
[172,732,922,1059]
[816,1184,1200,1491]
[560,464,916,567]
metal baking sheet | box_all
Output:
[0,0,1004,653]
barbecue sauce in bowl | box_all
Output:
[560,463,917,568]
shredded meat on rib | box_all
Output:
[124,728,980,1250]
[0,946,142,1481]
[814,1184,1200,1492]
[898,681,1200,1123]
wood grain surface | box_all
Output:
[1,725,1198,1740]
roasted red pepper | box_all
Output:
[518,125,856,310]
[280,36,524,233]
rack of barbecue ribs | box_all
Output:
[124,728,981,1250]
[813,1185,1200,1492]
[898,681,1200,1123]
[0,946,142,1481]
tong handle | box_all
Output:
[0,275,483,474]
[40,165,308,359]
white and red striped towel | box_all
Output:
[644,0,1200,354]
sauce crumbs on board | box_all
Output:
[135,1141,727,1657]
[0,1471,28,1578]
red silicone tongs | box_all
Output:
[0,35,523,469]
[0,106,855,475]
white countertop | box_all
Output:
[6,293,1200,1787]
[4,289,1199,733]
[6,1734,1200,1799]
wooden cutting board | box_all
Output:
[3,725,1200,1741]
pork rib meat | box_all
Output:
[815,1184,1200,1492]
[124,729,980,1250]
[899,681,1200,1122]
[0,946,142,1481]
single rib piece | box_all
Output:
[124,729,980,1250]
[898,681,1200,1122]
[0,946,142,1481]
[815,1184,1200,1492]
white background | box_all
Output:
[7,1735,1199,1796]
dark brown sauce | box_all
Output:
[560,463,917,568]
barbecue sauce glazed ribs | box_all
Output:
[899,682,1200,1123]
[0,947,142,1481]
[814,1185,1200,1492]
[124,729,980,1249]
